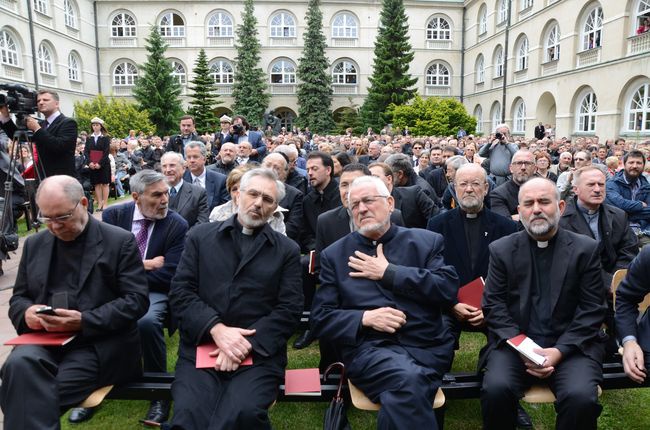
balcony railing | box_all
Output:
[426,40,452,50]
[216,85,233,95]
[576,47,601,68]
[269,37,297,47]
[628,31,650,55]
[208,37,234,47]
[541,60,558,76]
[110,37,137,47]
[271,84,295,94]
[331,38,357,48]
[425,86,451,96]
[163,37,185,47]
[1,64,23,80]
[332,84,358,95]
[112,86,133,96]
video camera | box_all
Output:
[0,83,38,129]
[232,123,245,135]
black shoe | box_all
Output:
[516,403,533,428]
[145,400,170,424]
[68,407,95,423]
[293,330,314,349]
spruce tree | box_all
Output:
[295,0,334,134]
[132,25,183,136]
[231,0,269,127]
[187,49,220,134]
[360,0,417,131]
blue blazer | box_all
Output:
[102,201,188,294]
[615,246,650,353]
[183,169,229,211]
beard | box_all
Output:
[238,211,267,228]
[458,195,483,213]
[358,220,390,237]
[521,211,559,239]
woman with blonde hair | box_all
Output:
[85,117,111,211]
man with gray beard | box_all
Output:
[481,178,607,430]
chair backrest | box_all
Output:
[611,268,650,313]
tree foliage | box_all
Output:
[187,48,220,134]
[388,96,477,136]
[132,25,183,136]
[231,0,269,127]
[360,0,417,132]
[74,94,154,138]
[295,0,334,134]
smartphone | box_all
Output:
[35,306,58,316]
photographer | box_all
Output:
[478,123,518,186]
[0,89,77,179]
[165,115,200,153]
[232,115,267,162]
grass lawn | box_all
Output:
[60,332,650,429]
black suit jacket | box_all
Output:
[534,125,546,140]
[169,181,209,228]
[84,135,110,168]
[392,185,435,229]
[301,179,340,251]
[615,246,650,352]
[8,217,149,384]
[489,180,520,219]
[279,184,304,243]
[183,169,229,212]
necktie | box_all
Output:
[194,177,201,187]
[43,121,49,130]
[135,219,151,259]
[170,187,177,198]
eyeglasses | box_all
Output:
[349,195,388,211]
[574,158,586,161]
[456,181,486,189]
[37,200,80,224]
[242,188,276,205]
[511,161,535,167]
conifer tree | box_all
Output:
[132,25,183,136]
[231,0,269,127]
[295,0,334,133]
[187,49,220,134]
[360,0,417,131]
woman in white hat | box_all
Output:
[85,117,111,211]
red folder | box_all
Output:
[89,150,103,163]
[196,343,253,369]
[4,332,77,346]
[284,368,321,396]
[506,334,546,366]
[457,277,485,309]
[308,250,316,274]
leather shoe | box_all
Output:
[516,403,533,428]
[293,330,314,349]
[145,400,170,424]
[68,407,95,423]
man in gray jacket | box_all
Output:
[478,123,518,186]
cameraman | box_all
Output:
[0,90,77,179]
[478,123,518,186]
[165,115,200,153]
[232,115,266,162]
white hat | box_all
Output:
[219,115,232,123]
[90,117,105,125]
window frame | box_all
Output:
[33,0,48,15]
[516,36,529,71]
[425,62,450,87]
[64,0,78,29]
[514,100,526,132]
[111,12,137,38]
[209,59,234,85]
[474,105,483,133]
[581,6,603,51]
[545,24,560,62]
[68,52,81,81]
[270,59,296,84]
[270,12,296,38]
[626,82,650,132]
[476,55,485,84]
[494,46,504,78]
[478,5,488,35]
[426,16,451,41]
[332,60,358,84]
[576,91,598,132]
[113,61,138,86]
[37,43,54,75]
[332,12,358,39]
[159,12,185,38]
[0,30,19,67]
[207,11,234,38]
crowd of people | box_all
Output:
[1,90,650,429]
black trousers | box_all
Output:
[481,344,603,430]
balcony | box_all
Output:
[269,37,297,47]
[207,37,234,47]
[426,40,452,50]
[112,86,133,96]
[163,37,185,47]
[425,86,451,96]
[576,47,601,68]
[216,85,233,95]
[331,38,357,48]
[271,84,295,94]
[110,37,137,47]
[628,31,650,55]
[1,64,23,80]
[333,84,358,95]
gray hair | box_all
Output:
[385,153,414,176]
[275,144,298,159]
[571,166,605,188]
[455,163,487,183]
[347,175,391,207]
[161,151,184,164]
[129,170,167,194]
[446,155,469,170]
[239,168,286,202]
[185,140,207,158]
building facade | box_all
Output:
[1,0,649,140]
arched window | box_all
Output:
[497,0,508,24]
[627,83,650,132]
[0,31,19,66]
[545,24,560,62]
[113,61,138,86]
[581,6,603,51]
[270,59,296,84]
[494,46,504,78]
[516,36,529,70]
[171,60,186,85]
[426,17,451,40]
[332,60,357,84]
[474,105,483,133]
[475,55,485,84]
[492,103,502,131]
[208,11,234,37]
[68,52,81,81]
[514,100,526,132]
[576,91,598,132]
[478,4,488,35]
[635,1,650,34]
[64,0,77,28]
[33,0,48,15]
[111,12,136,37]
[332,13,358,38]
[209,60,234,84]
[270,12,296,38]
[38,43,54,75]
[159,12,185,37]
[426,63,450,86]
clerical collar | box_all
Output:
[528,233,557,249]
[537,241,549,248]
[234,217,262,236]
[242,226,254,236]
[460,209,481,219]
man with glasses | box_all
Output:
[311,175,458,429]
[490,150,537,221]
[478,123,518,186]
[0,176,149,428]
[556,151,595,200]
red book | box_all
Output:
[4,332,77,346]
[284,368,321,396]
[89,150,103,163]
[308,250,316,274]
[195,343,253,369]
[457,277,485,309]
[507,334,546,366]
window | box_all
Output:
[113,61,138,86]
[474,105,483,133]
[111,12,136,37]
[478,5,488,35]
[332,60,357,84]
[492,104,502,131]
[497,0,508,24]
[270,12,296,38]
[38,43,53,75]
[209,60,234,84]
[627,83,650,132]
[545,24,560,62]
[426,17,451,40]
[0,31,19,66]
[636,1,650,34]
[270,59,296,84]
[208,11,234,37]
[332,13,357,38]
[68,52,80,81]
[514,100,526,132]
[64,0,77,29]
[582,7,603,51]
[33,0,48,15]
[426,63,450,86]
[520,0,533,11]
[494,46,504,78]
[476,55,485,84]
[159,12,185,37]
[577,91,598,132]
[516,36,529,71]
[171,60,186,85]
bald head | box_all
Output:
[36,175,89,241]
[36,175,85,205]
[261,153,289,182]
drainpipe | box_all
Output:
[26,0,39,89]
[501,0,512,123]
[460,6,466,103]
[93,1,102,93]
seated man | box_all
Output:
[481,178,607,430]
[0,175,149,429]
[169,168,303,429]
[311,175,458,429]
